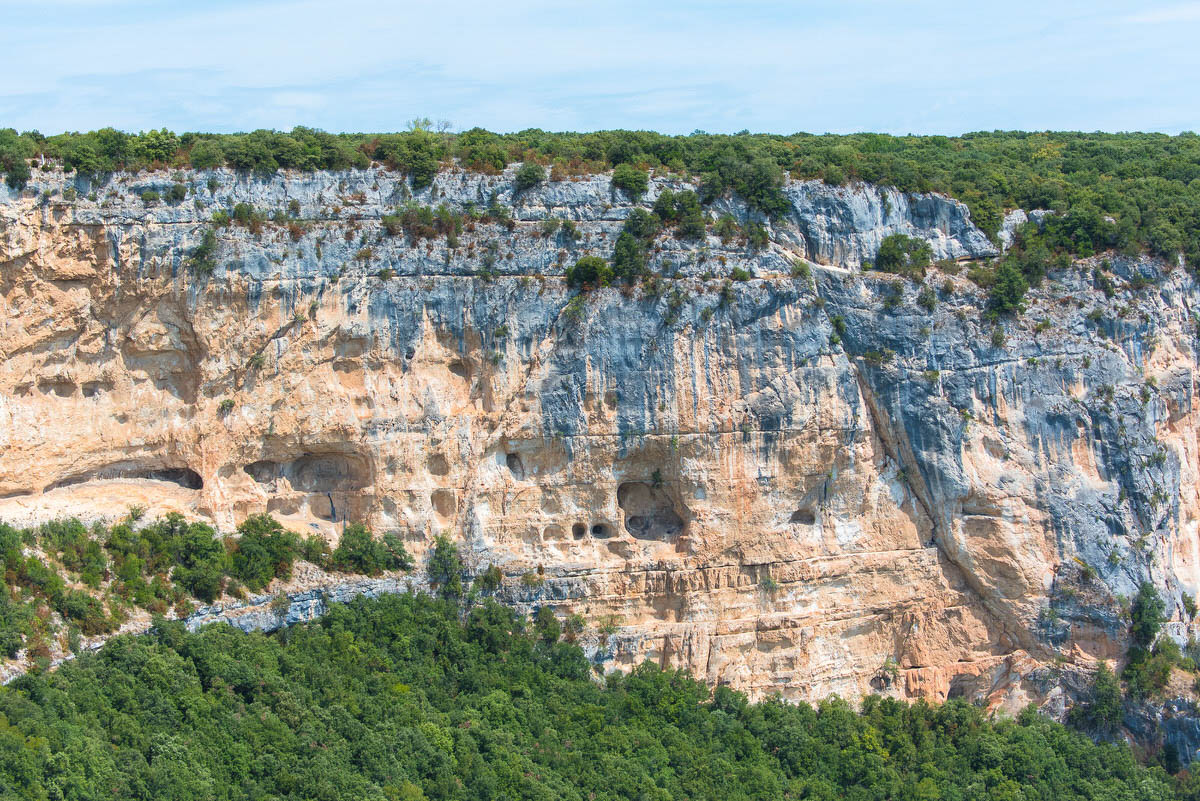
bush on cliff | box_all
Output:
[513,161,545,192]
[0,513,413,657]
[332,523,413,575]
[874,233,932,279]
[611,162,649,199]
[565,255,612,288]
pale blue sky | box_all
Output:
[1,0,1196,135]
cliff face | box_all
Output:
[1,166,1196,712]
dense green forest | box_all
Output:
[0,590,1192,801]
[0,513,410,662]
[2,125,1200,266]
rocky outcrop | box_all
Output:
[1,164,1197,719]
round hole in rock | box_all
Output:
[148,468,204,490]
[591,523,613,539]
[571,523,586,540]
[617,481,685,541]
[790,507,816,525]
[431,489,457,518]
[428,453,450,476]
[505,453,525,480]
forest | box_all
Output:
[0,514,411,662]
[0,590,1192,801]
[2,126,1199,267]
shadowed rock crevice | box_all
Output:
[46,464,204,492]
[244,453,370,492]
[617,481,686,541]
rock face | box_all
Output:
[1,165,1197,714]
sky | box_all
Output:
[0,0,1196,136]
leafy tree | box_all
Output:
[988,260,1029,315]
[1132,581,1166,650]
[513,161,545,192]
[332,523,413,575]
[188,137,224,170]
[1069,662,1124,736]
[875,233,933,278]
[229,514,301,591]
[611,231,646,282]
[611,163,649,199]
[187,228,219,276]
[565,255,612,288]
[427,534,464,600]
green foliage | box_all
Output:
[715,213,740,243]
[427,535,464,600]
[475,563,503,594]
[370,130,441,187]
[513,161,546,192]
[565,255,612,288]
[0,593,1175,800]
[187,228,218,276]
[0,512,422,657]
[652,188,706,239]
[989,260,1029,315]
[0,128,33,188]
[229,514,302,591]
[383,202,463,241]
[611,231,646,282]
[1068,662,1124,736]
[745,221,769,250]
[1123,583,1174,699]
[331,523,413,575]
[1132,582,1166,650]
[611,163,649,199]
[5,126,1200,266]
[916,284,937,312]
[874,233,932,279]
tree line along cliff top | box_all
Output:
[2,125,1200,266]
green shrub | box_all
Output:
[229,515,302,591]
[874,234,932,279]
[331,523,413,575]
[989,261,1028,315]
[428,534,463,599]
[1131,582,1165,650]
[140,189,160,204]
[565,255,612,288]
[187,228,219,276]
[1068,662,1123,735]
[611,163,649,199]
[745,222,769,250]
[916,284,937,312]
[514,161,545,192]
[475,563,503,593]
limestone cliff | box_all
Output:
[1,165,1196,719]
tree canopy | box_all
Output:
[0,592,1181,801]
[5,126,1200,263]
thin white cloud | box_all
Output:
[1122,2,1200,23]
